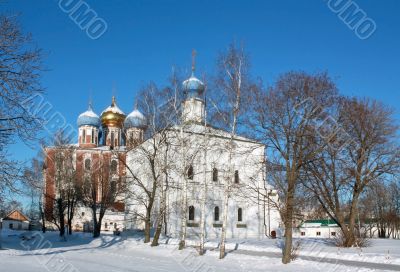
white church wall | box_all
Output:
[125,125,281,239]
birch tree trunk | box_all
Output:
[179,127,188,250]
[199,125,208,255]
[219,143,234,259]
[215,43,245,259]
[152,174,167,247]
[220,91,240,259]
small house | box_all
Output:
[1,210,30,230]
[295,219,340,238]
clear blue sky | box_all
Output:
[4,0,400,163]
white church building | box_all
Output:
[124,65,281,239]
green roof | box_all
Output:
[300,218,376,228]
[304,219,335,226]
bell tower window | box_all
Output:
[85,159,91,171]
[111,132,115,147]
[82,129,86,143]
[111,160,118,175]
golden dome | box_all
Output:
[100,96,126,127]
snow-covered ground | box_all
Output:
[0,229,399,272]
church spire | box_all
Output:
[182,50,205,124]
[191,49,197,76]
[88,96,93,111]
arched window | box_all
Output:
[111,132,115,146]
[84,159,91,171]
[234,170,239,184]
[110,180,117,194]
[111,160,118,175]
[91,128,95,143]
[188,205,195,221]
[214,206,219,221]
[82,129,86,143]
[104,131,108,145]
[187,165,194,180]
[212,168,218,182]
[238,208,243,222]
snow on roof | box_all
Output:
[78,109,99,118]
[182,75,204,87]
[2,210,30,222]
[169,123,262,144]
[101,104,125,115]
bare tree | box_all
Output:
[42,131,79,237]
[123,69,212,250]
[387,180,400,239]
[253,71,338,263]
[23,154,46,233]
[303,97,400,246]
[0,14,44,197]
[46,146,76,237]
[77,150,126,238]
[151,142,170,247]
[123,81,180,244]
[210,42,256,259]
[362,179,391,238]
[199,92,209,255]
[0,199,23,216]
[339,98,399,243]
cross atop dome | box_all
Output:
[183,51,205,99]
[182,50,205,124]
[88,97,93,111]
[192,49,197,75]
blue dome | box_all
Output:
[124,109,147,129]
[182,73,205,99]
[77,105,101,128]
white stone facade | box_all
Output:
[124,124,281,239]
